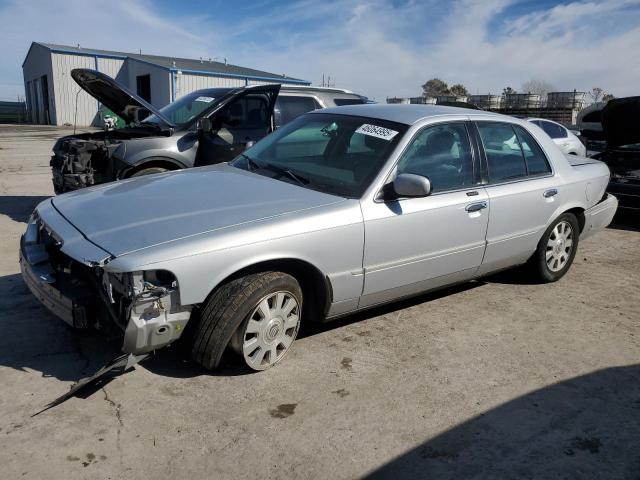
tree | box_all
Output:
[588,87,604,103]
[602,93,616,102]
[449,84,469,97]
[422,78,450,98]
[503,86,517,96]
[521,79,555,104]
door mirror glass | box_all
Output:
[391,173,432,198]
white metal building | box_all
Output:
[22,42,310,126]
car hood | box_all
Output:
[601,96,640,148]
[71,68,173,126]
[51,164,344,258]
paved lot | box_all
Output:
[0,125,639,479]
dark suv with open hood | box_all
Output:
[51,69,368,193]
[594,96,640,210]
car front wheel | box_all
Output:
[531,213,580,282]
[191,272,302,371]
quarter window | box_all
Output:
[275,96,320,127]
[539,120,567,139]
[397,123,474,193]
[514,125,552,176]
[477,123,527,182]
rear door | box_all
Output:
[196,85,280,166]
[473,121,560,274]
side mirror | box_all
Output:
[390,173,432,199]
[197,117,212,132]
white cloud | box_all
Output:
[1,0,639,101]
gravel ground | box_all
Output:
[0,124,638,479]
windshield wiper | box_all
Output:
[238,155,310,187]
[262,163,310,186]
[240,153,262,172]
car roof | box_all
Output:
[526,117,564,126]
[314,104,507,125]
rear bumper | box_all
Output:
[580,193,618,241]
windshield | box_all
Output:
[230,113,408,198]
[143,89,232,126]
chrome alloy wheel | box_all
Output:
[546,220,574,272]
[233,291,300,370]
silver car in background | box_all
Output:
[527,117,586,156]
[21,105,617,371]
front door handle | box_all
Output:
[543,189,558,198]
[465,201,487,213]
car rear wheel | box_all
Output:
[191,272,302,371]
[530,213,580,282]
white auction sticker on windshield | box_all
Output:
[195,96,215,103]
[355,124,399,141]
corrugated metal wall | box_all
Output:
[24,46,306,125]
[127,59,171,108]
[51,53,97,126]
[175,73,277,98]
[98,57,127,84]
[22,43,55,124]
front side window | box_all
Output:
[396,123,474,193]
[231,113,408,198]
[274,96,320,127]
[539,120,567,139]
[514,125,552,176]
[216,94,270,130]
[477,122,528,182]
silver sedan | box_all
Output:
[21,104,617,371]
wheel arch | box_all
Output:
[544,202,587,235]
[202,257,332,323]
[123,156,186,178]
[564,206,586,233]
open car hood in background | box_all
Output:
[601,96,640,148]
[71,68,174,126]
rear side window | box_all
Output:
[333,98,366,106]
[275,96,320,127]
[477,123,527,182]
[539,120,567,139]
[397,123,474,193]
[514,125,552,176]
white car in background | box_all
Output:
[527,118,586,156]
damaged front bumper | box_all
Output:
[20,206,192,355]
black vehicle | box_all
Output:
[51,69,368,193]
[594,96,640,211]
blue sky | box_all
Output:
[1,0,639,101]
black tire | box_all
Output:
[130,166,169,177]
[530,212,580,283]
[191,272,302,371]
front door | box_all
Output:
[196,85,280,166]
[360,121,489,308]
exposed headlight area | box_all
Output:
[20,210,192,355]
[101,269,192,354]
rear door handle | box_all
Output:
[543,189,558,198]
[465,201,487,213]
